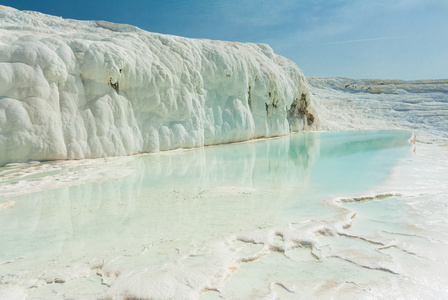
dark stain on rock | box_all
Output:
[109,77,119,93]
[287,93,314,127]
[248,85,252,110]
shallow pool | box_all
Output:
[2,130,433,299]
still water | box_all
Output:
[0,130,415,299]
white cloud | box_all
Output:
[316,37,402,46]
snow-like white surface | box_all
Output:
[0,6,313,165]
[309,77,448,144]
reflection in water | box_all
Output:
[0,132,319,266]
[288,132,319,169]
[0,130,411,299]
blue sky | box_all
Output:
[3,0,448,80]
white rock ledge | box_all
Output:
[0,6,313,165]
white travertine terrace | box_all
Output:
[0,5,313,165]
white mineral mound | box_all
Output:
[0,5,314,165]
[308,77,448,144]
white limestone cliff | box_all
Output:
[0,5,314,165]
